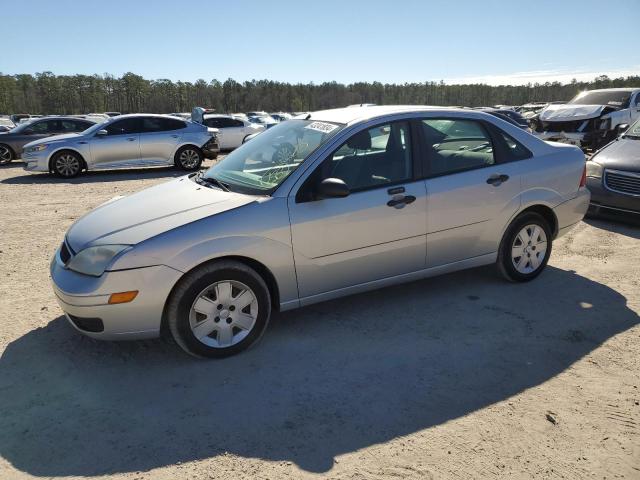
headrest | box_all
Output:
[346,130,371,150]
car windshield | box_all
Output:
[82,120,109,135]
[624,118,640,139]
[568,90,632,108]
[204,119,343,194]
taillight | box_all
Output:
[579,165,586,187]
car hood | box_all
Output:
[66,176,256,251]
[591,137,640,172]
[539,104,615,122]
[24,133,82,149]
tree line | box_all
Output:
[0,72,638,115]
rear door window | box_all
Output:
[422,119,495,177]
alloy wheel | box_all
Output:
[0,145,12,164]
[179,149,200,169]
[55,154,80,177]
[511,224,548,274]
[188,280,258,348]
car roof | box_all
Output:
[582,88,640,93]
[307,105,462,125]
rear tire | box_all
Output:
[0,144,14,165]
[175,145,203,171]
[167,260,272,359]
[497,212,552,282]
[51,151,82,178]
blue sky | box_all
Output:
[3,0,639,85]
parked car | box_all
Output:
[533,88,640,150]
[0,116,15,129]
[0,116,96,165]
[22,114,219,177]
[248,115,277,129]
[49,106,589,358]
[270,112,292,122]
[10,113,32,124]
[586,119,640,219]
[474,108,530,130]
[201,114,264,150]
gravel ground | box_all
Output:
[0,159,639,480]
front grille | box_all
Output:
[604,169,640,196]
[540,120,585,133]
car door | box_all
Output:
[139,116,184,165]
[288,120,427,300]
[225,118,247,148]
[420,117,524,268]
[204,117,229,149]
[89,117,141,168]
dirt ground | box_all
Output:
[0,159,639,480]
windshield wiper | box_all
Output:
[622,134,640,140]
[195,172,230,191]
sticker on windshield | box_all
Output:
[305,121,338,134]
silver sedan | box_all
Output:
[22,114,219,177]
[50,106,590,358]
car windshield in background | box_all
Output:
[625,119,640,139]
[82,121,108,135]
[204,119,343,194]
[568,91,632,107]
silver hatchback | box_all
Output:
[23,114,219,177]
[50,106,590,358]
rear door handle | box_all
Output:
[387,195,416,208]
[486,174,509,186]
[171,134,179,138]
[126,137,136,142]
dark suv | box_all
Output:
[0,116,96,164]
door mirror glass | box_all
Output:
[96,129,108,136]
[316,178,350,199]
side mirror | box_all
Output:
[96,129,108,137]
[616,123,629,136]
[316,178,349,200]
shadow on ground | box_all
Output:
[584,217,640,238]
[0,266,637,476]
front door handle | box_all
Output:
[126,137,136,142]
[387,195,416,208]
[486,174,509,186]
[171,134,179,138]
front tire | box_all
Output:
[175,145,203,171]
[51,151,82,178]
[497,212,552,282]
[0,144,14,165]
[166,260,272,358]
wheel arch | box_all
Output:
[48,148,88,172]
[518,204,558,238]
[0,142,17,160]
[160,255,281,340]
[173,143,204,161]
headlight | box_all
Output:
[27,144,48,153]
[585,161,603,178]
[66,245,130,277]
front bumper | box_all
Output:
[50,246,183,340]
[586,176,640,217]
[534,129,611,150]
[22,150,50,171]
